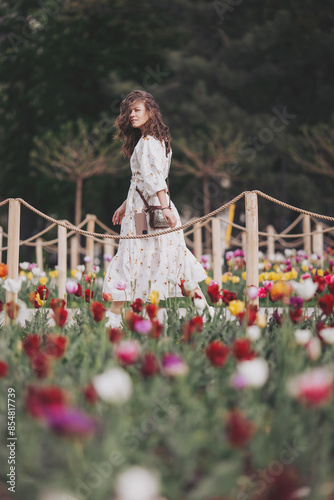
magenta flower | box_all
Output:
[162,353,188,377]
[44,407,96,437]
[133,319,152,335]
[103,253,113,262]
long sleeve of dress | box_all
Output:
[137,136,168,199]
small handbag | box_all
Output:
[135,177,171,230]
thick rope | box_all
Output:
[254,191,334,222]
[18,193,247,240]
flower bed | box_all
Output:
[0,249,334,500]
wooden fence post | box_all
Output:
[303,215,311,257]
[241,231,247,255]
[0,226,3,263]
[70,236,79,270]
[58,223,67,300]
[313,223,324,267]
[103,235,115,271]
[193,222,203,261]
[6,200,21,306]
[245,192,259,306]
[86,214,96,273]
[212,217,222,284]
[266,225,276,258]
[36,238,43,271]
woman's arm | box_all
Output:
[157,190,168,208]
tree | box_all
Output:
[171,127,242,250]
[30,119,127,226]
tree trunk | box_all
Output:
[203,174,211,252]
[75,176,83,227]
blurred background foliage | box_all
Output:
[0,0,333,249]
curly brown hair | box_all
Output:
[114,90,171,159]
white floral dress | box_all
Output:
[103,135,208,302]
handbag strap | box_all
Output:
[135,175,171,210]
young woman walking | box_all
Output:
[103,90,214,327]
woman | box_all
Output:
[103,90,214,327]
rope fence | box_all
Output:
[0,191,333,305]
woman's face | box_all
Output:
[129,101,150,131]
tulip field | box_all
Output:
[1,248,334,500]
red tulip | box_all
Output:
[82,384,98,405]
[149,319,163,339]
[37,285,49,300]
[25,385,68,419]
[49,298,66,311]
[221,289,237,305]
[181,315,203,342]
[141,352,160,377]
[131,298,144,313]
[287,368,334,406]
[52,306,68,328]
[207,281,223,303]
[23,334,41,358]
[318,294,334,316]
[108,327,124,344]
[146,303,158,319]
[232,338,257,361]
[0,360,9,377]
[205,340,229,367]
[75,284,83,298]
[44,334,68,359]
[313,274,326,294]
[84,289,94,303]
[225,409,255,448]
[5,302,19,320]
[30,351,51,378]
[91,301,106,322]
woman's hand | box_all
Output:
[162,208,177,229]
[112,201,126,225]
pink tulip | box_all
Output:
[115,340,140,365]
[133,319,152,335]
[65,280,79,294]
[287,368,334,406]
[116,280,127,290]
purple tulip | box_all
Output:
[44,406,96,437]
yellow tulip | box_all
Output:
[222,274,230,283]
[19,270,26,277]
[39,276,47,285]
[71,269,78,278]
[205,277,212,285]
[301,265,309,272]
[231,276,240,284]
[228,300,245,316]
[241,271,246,281]
[150,290,160,304]
[256,312,267,329]
[27,271,33,281]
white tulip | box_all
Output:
[183,280,197,292]
[320,328,334,345]
[2,278,22,294]
[307,337,321,361]
[115,467,160,500]
[294,329,312,345]
[291,278,318,300]
[193,297,206,312]
[38,490,79,500]
[246,325,261,341]
[92,367,133,404]
[235,358,269,388]
[19,261,30,270]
